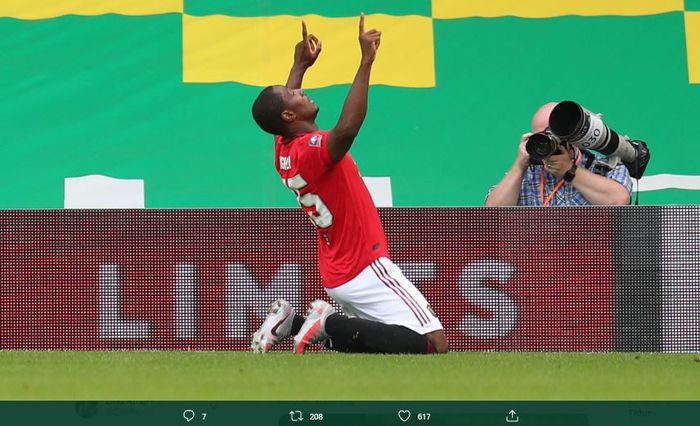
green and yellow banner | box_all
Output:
[1,0,699,207]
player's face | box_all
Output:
[282,88,319,121]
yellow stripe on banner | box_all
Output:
[686,12,700,84]
[0,0,182,19]
[432,0,684,19]
[183,14,435,89]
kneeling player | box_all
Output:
[250,17,448,354]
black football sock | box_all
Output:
[290,314,305,336]
[323,313,431,354]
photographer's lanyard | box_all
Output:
[540,147,582,206]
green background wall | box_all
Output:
[1,1,698,208]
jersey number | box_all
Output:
[284,174,334,229]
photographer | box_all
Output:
[485,102,633,206]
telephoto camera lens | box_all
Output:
[549,101,636,161]
[548,100,650,178]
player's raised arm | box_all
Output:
[327,13,381,163]
[286,21,322,89]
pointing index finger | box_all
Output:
[359,13,364,34]
[302,20,308,39]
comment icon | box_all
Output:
[183,409,195,422]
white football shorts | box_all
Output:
[325,257,443,335]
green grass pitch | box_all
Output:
[0,351,698,400]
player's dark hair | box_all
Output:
[252,86,287,136]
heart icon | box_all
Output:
[398,410,411,422]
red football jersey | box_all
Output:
[274,130,390,288]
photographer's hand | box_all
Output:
[515,133,532,171]
[543,145,573,179]
[543,145,630,205]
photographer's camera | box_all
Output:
[525,100,651,178]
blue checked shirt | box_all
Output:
[490,150,634,206]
